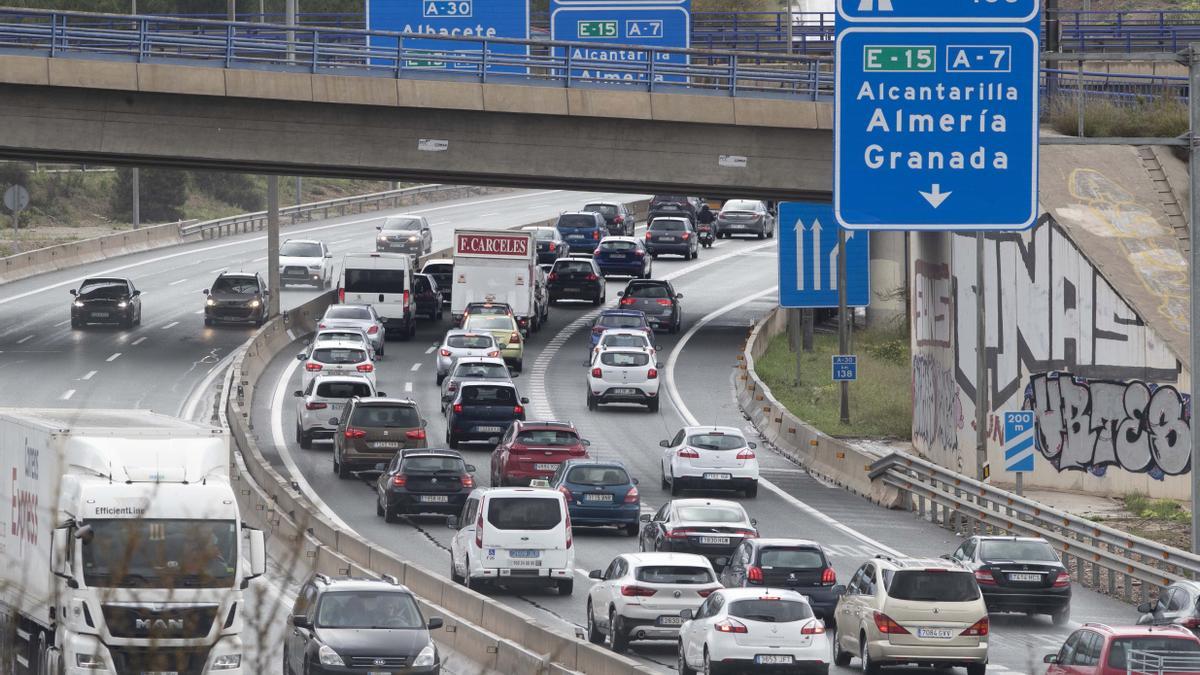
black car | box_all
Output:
[376,215,433,255]
[645,217,698,260]
[70,277,142,329]
[617,279,682,333]
[547,257,606,305]
[947,535,1072,624]
[648,195,701,222]
[413,273,444,321]
[203,272,269,326]
[583,201,635,236]
[283,574,443,675]
[444,381,528,449]
[638,498,758,571]
[719,538,840,622]
[1138,580,1200,633]
[523,226,569,264]
[421,260,453,306]
[375,449,477,521]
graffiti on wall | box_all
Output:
[1024,371,1191,479]
[912,354,962,452]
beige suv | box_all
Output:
[832,556,989,675]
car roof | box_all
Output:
[400,448,463,459]
[312,576,414,595]
[460,380,517,389]
[623,552,711,567]
[974,535,1050,543]
[874,556,964,571]
[472,487,564,499]
[327,303,372,311]
[81,276,130,283]
[716,588,812,603]
[585,201,621,207]
[310,339,369,350]
[559,211,599,217]
[1079,623,1198,638]
[352,397,418,407]
[515,420,577,431]
[283,238,322,245]
[650,216,690,223]
[600,237,641,244]
[600,330,651,340]
[444,328,494,337]
[682,426,745,437]
[560,458,628,469]
[310,374,373,385]
[599,309,646,318]
[217,272,257,279]
[671,498,746,511]
[597,347,653,356]
[453,357,507,366]
[748,538,824,549]
[422,259,453,267]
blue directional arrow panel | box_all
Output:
[837,0,1039,24]
[550,4,690,83]
[1003,410,1036,472]
[368,0,530,74]
[835,28,1039,231]
[778,202,870,309]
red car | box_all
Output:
[490,420,590,487]
[1043,623,1200,675]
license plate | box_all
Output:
[613,388,638,395]
[660,236,675,241]
[534,463,557,471]
[92,312,110,318]
[584,493,613,502]
[917,628,954,639]
[368,672,391,675]
[419,495,449,503]
[756,655,794,665]
[328,403,342,411]
[703,473,733,481]
[509,549,541,558]
[609,254,627,259]
[477,426,503,433]
[657,615,683,626]
[699,536,730,545]
[511,559,543,567]
[1009,573,1041,582]
[372,441,401,449]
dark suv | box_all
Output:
[445,382,528,449]
[645,217,698,259]
[332,397,427,479]
[583,201,635,236]
[719,538,840,622]
[618,279,683,333]
[948,535,1072,624]
[375,449,477,521]
[70,277,142,329]
[413,273,444,320]
[648,195,700,222]
[284,574,443,675]
[547,257,606,305]
[203,272,269,326]
[555,211,607,254]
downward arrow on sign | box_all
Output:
[919,184,952,209]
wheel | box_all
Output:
[450,556,464,585]
[376,495,385,517]
[203,317,213,327]
[832,625,852,667]
[557,578,574,596]
[514,359,523,373]
[297,425,312,450]
[447,435,458,450]
[335,451,351,479]
[592,293,602,306]
[757,231,765,240]
[466,575,487,593]
[647,398,660,413]
[70,319,80,330]
[586,602,605,645]
[861,635,881,675]
[744,481,758,499]
[704,648,722,675]
[652,253,659,259]
[767,228,775,239]
[1051,605,1070,625]
[587,393,598,411]
[384,502,400,523]
[678,643,697,675]
[400,321,413,341]
[437,374,445,386]
[661,467,670,489]
[624,522,639,537]
[610,612,629,654]
[670,475,682,496]
[967,664,987,675]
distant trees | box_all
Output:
[111,168,189,222]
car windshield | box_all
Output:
[558,214,597,229]
[979,540,1059,562]
[599,315,645,329]
[600,352,650,367]
[403,456,466,472]
[723,200,760,212]
[652,195,686,205]
[447,335,495,349]
[760,548,825,569]
[602,334,649,349]
[423,263,452,275]
[884,570,980,602]
[344,268,406,294]
[526,228,555,241]
[315,591,423,629]
[676,505,746,524]
[628,284,671,298]
[687,434,746,451]
[453,362,509,379]
[325,306,372,321]
[1107,638,1200,670]
[212,277,258,294]
[466,316,514,330]
[486,497,561,530]
[556,261,593,274]
[585,203,618,217]
[636,566,713,584]
[383,217,421,231]
[317,332,365,344]
[279,241,323,257]
[601,241,638,251]
[460,385,517,405]
[77,279,130,298]
[349,405,419,428]
[516,430,579,446]
[728,599,812,623]
[315,380,374,398]
[312,348,367,365]
[81,519,237,589]
[467,305,511,315]
[651,220,687,231]
[566,466,629,486]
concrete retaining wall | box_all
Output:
[0,220,185,284]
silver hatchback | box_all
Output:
[436,329,501,384]
[293,375,381,449]
[319,303,387,356]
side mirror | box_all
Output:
[427,618,444,631]
[748,442,757,449]
[325,252,333,258]
[376,226,382,231]
[447,515,459,529]
[939,553,953,560]
[131,290,141,297]
[675,293,684,299]
[1138,601,1155,613]
[509,370,520,378]
[679,609,693,620]
[659,440,670,448]
[520,397,530,404]
[247,528,266,580]
[202,289,210,295]
[750,519,757,527]
[69,289,77,296]
[52,527,73,581]
[656,363,664,369]
[582,439,591,447]
[632,478,639,485]
[296,353,307,360]
[374,463,387,472]
[831,584,847,597]
[617,291,625,297]
[488,436,501,445]
[293,390,304,398]
[466,464,477,473]
[328,417,340,427]
[639,514,651,522]
[1043,655,1058,664]
[292,615,312,629]
[588,570,604,580]
[377,392,387,398]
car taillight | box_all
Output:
[453,404,463,414]
[620,297,636,306]
[585,273,598,281]
[591,368,603,378]
[548,272,558,281]
[736,448,756,460]
[873,612,909,635]
[801,621,826,635]
[677,448,700,458]
[548,242,556,251]
[403,290,409,307]
[391,475,407,487]
[338,288,345,302]
[593,248,601,256]
[1052,571,1070,588]
[821,567,837,585]
[486,350,500,357]
[656,299,673,306]
[697,588,714,598]
[448,382,459,391]
[475,507,484,548]
[620,586,657,597]
[344,428,366,439]
[974,569,997,586]
[647,368,658,379]
[440,348,452,357]
[514,405,524,415]
[1183,617,1200,629]
[681,232,690,240]
[634,250,644,257]
[592,230,600,240]
[624,486,639,503]
[461,474,475,488]
[509,332,521,344]
[318,323,326,329]
[305,401,327,410]
[736,529,758,538]
[558,486,573,502]
[645,232,652,240]
[367,325,379,335]
[592,326,605,334]
[305,363,323,372]
[961,617,989,637]
[406,429,426,440]
[565,509,572,549]
[357,363,374,373]
[747,566,763,584]
[615,216,624,223]
[666,528,692,539]
[714,619,747,634]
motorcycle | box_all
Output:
[696,222,715,248]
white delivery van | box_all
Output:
[449,487,575,595]
[339,252,415,340]
[450,230,540,331]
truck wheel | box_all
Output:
[557,578,574,596]
[513,360,523,373]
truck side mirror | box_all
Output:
[246,528,266,581]
[52,527,74,583]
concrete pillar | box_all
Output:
[867,230,907,329]
[267,176,281,318]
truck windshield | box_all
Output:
[82,519,238,589]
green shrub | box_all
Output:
[190,171,264,212]
[110,167,189,223]
[1046,96,1188,139]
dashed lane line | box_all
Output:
[106,352,121,362]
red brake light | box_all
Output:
[747,566,763,584]
[974,569,997,586]
[558,486,573,502]
[714,619,747,634]
[736,448,756,460]
[509,332,521,344]
[873,612,909,635]
[697,588,714,598]
[681,232,690,240]
[592,230,600,240]
[821,567,837,585]
[737,529,758,538]
[620,585,657,597]
[344,428,366,439]
[475,505,484,548]
[656,299,672,306]
[645,232,652,240]
[647,368,658,379]
[624,485,639,503]
[547,242,556,251]
[405,429,426,440]
[305,363,323,372]
[548,272,558,281]
[305,402,327,410]
[634,250,644,257]
[593,248,600,256]
[677,448,700,458]
[391,475,407,487]
[453,403,463,414]
[440,348,452,357]
[961,617,989,637]
[403,290,409,307]
[620,297,636,306]
[1052,571,1070,588]
[487,350,500,357]
[338,288,345,302]
[318,323,326,329]
[615,216,624,223]
[591,368,603,378]
[357,363,374,373]
[514,405,524,415]
[585,273,598,281]
[666,528,692,539]
[367,325,379,335]
[461,474,475,488]
[801,621,826,635]
[1183,618,1200,629]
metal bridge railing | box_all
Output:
[1126,649,1200,675]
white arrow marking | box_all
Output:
[811,218,823,291]
[920,184,952,209]
[828,230,855,290]
[794,218,806,291]
[857,0,893,10]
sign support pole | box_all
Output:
[802,309,814,352]
[838,227,850,425]
[1015,472,1023,497]
[10,207,17,255]
[792,309,803,386]
[1188,43,1200,554]
[975,231,989,481]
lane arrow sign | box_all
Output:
[794,218,806,291]
[811,218,823,291]
[919,184,952,209]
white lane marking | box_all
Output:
[194,310,205,314]
[54,319,70,327]
[60,389,75,400]
[424,345,437,355]
[132,336,147,346]
[331,238,354,245]
[410,363,421,372]
[253,256,268,262]
[106,352,121,362]
[162,321,180,329]
[179,350,240,421]
[405,382,414,393]
[80,370,97,381]
[271,356,359,533]
[16,335,33,344]
[168,278,189,286]
[209,268,227,274]
[661,291,904,559]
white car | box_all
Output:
[677,588,830,675]
[298,338,376,390]
[278,238,332,288]
[293,374,379,449]
[661,426,760,498]
[585,553,721,654]
[586,348,662,412]
[589,329,656,365]
[311,327,376,361]
[436,329,501,384]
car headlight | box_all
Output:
[248,299,261,308]
[206,298,216,307]
[117,301,128,308]
[318,645,344,666]
[408,236,418,242]
[377,236,388,242]
[413,643,437,667]
[73,301,84,308]
[75,653,106,669]
[211,653,241,670]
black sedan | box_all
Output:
[375,449,476,521]
[618,279,682,333]
[414,273,444,321]
[946,535,1072,624]
[638,498,757,571]
[523,226,570,264]
[70,277,142,329]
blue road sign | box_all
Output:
[837,0,1039,24]
[832,355,858,382]
[1003,410,1036,472]
[550,4,689,83]
[834,27,1039,231]
[368,0,529,74]
[777,202,870,308]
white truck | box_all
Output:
[0,409,265,675]
[450,229,541,331]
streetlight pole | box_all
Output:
[1187,43,1200,553]
[975,231,989,481]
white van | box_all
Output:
[448,487,575,595]
[339,252,415,340]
